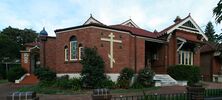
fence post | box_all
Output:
[187,84,205,100]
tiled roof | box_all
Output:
[25,42,40,47]
[110,25,157,38]
[157,16,189,37]
[200,42,222,53]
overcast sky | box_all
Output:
[0,0,221,36]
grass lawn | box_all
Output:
[17,85,160,95]
[0,80,8,84]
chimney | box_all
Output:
[174,16,181,23]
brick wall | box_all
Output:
[53,27,142,73]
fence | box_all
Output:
[111,88,222,100]
[205,88,222,97]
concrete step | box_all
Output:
[18,74,39,85]
[153,74,178,86]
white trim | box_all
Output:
[64,47,68,61]
[121,19,140,28]
[177,42,185,51]
[28,45,40,52]
[15,73,30,83]
[56,73,120,82]
[167,33,172,42]
[57,73,81,79]
[55,26,132,36]
[78,47,84,60]
[84,17,102,25]
[178,50,193,65]
[180,25,199,31]
[177,37,187,42]
[166,16,208,41]
[70,41,78,61]
[177,28,199,34]
[177,37,187,51]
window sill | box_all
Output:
[69,60,80,63]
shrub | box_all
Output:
[130,81,144,89]
[100,77,116,89]
[137,67,155,87]
[39,80,56,87]
[167,65,201,85]
[7,65,26,82]
[55,75,81,91]
[80,47,106,88]
[117,67,134,88]
[34,67,56,81]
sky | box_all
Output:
[0,0,221,36]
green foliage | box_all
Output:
[167,65,201,85]
[130,81,144,89]
[137,67,155,87]
[204,22,217,42]
[0,64,6,79]
[7,65,26,82]
[100,78,116,89]
[55,75,82,91]
[0,26,38,61]
[1,26,38,49]
[213,0,222,24]
[0,34,19,61]
[117,67,134,88]
[80,47,106,88]
[34,67,56,81]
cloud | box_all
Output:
[0,0,221,36]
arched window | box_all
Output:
[70,36,78,60]
[64,46,68,61]
[79,44,84,60]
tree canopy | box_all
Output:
[0,26,38,62]
[205,22,216,42]
[213,0,222,24]
[1,26,38,50]
[0,34,19,62]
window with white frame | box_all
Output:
[64,46,68,61]
[70,36,78,60]
[79,46,84,60]
[178,50,193,65]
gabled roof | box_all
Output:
[110,25,156,38]
[83,14,104,25]
[157,15,208,41]
[120,19,140,28]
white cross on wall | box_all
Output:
[101,33,122,68]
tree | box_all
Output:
[215,33,222,43]
[0,34,19,62]
[0,26,38,61]
[1,26,38,50]
[213,0,222,24]
[205,22,216,42]
[80,47,106,88]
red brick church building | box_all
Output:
[20,14,208,83]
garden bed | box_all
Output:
[17,85,160,95]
